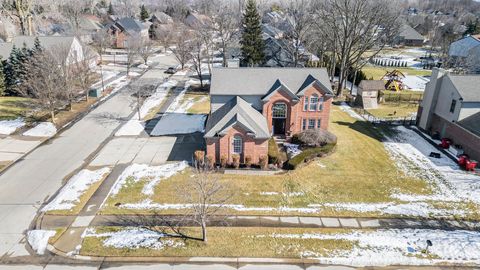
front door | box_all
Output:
[272,103,287,135]
[273,118,286,135]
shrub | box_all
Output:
[220,155,228,168]
[259,155,268,170]
[232,154,240,169]
[291,129,337,147]
[206,155,215,170]
[194,150,205,167]
[268,138,286,165]
[287,143,336,170]
[245,155,252,168]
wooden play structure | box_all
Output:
[382,70,406,91]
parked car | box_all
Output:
[165,67,176,74]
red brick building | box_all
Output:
[205,68,334,164]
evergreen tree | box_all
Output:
[108,2,114,15]
[140,4,149,21]
[240,0,265,66]
[0,58,5,96]
[4,46,20,95]
[33,37,42,53]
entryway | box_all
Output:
[272,103,287,135]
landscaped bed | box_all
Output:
[97,105,480,219]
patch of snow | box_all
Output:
[284,143,302,158]
[23,122,57,137]
[137,64,149,69]
[150,114,206,136]
[166,87,207,114]
[0,118,25,135]
[84,227,184,250]
[339,102,364,121]
[115,120,145,136]
[108,161,188,197]
[402,75,429,91]
[27,230,56,255]
[259,191,305,197]
[383,126,480,205]
[128,72,141,77]
[262,229,480,266]
[42,167,111,211]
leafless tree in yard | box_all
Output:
[138,39,155,65]
[125,34,142,76]
[59,0,87,33]
[92,30,113,91]
[314,0,400,96]
[176,164,232,243]
[283,0,315,67]
[12,0,34,35]
[52,44,77,111]
[20,50,66,124]
[75,46,98,102]
[190,32,208,88]
[154,25,174,52]
[210,2,240,67]
[171,26,193,70]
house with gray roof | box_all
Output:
[394,24,425,46]
[205,67,334,165]
[104,17,149,48]
[418,68,480,160]
[447,35,480,73]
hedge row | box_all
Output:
[286,143,336,170]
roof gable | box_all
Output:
[262,79,298,101]
[447,74,480,102]
[296,74,334,96]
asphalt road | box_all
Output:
[0,54,178,259]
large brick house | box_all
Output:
[204,68,334,164]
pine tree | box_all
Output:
[108,2,114,15]
[4,46,20,95]
[140,4,149,21]
[33,37,42,53]
[240,0,265,67]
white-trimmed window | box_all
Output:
[308,119,316,129]
[232,136,242,154]
[317,119,322,129]
[318,97,324,111]
[303,96,309,111]
[309,95,318,111]
[302,119,307,130]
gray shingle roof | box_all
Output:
[449,36,480,58]
[204,96,270,139]
[459,112,480,137]
[0,36,75,59]
[210,68,332,96]
[359,80,385,91]
[399,24,424,41]
[116,17,146,32]
[447,74,480,102]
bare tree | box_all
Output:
[13,0,34,35]
[92,30,113,91]
[60,0,87,33]
[52,44,77,111]
[314,0,400,96]
[210,2,240,67]
[154,25,174,52]
[125,34,141,76]
[171,26,193,70]
[176,164,232,243]
[21,50,66,124]
[138,39,155,65]
[190,32,207,88]
[75,46,98,102]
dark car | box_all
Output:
[164,67,176,74]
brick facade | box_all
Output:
[206,84,332,165]
[205,125,268,164]
[429,113,480,161]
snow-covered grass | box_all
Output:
[284,143,302,158]
[23,122,57,137]
[383,126,480,206]
[403,75,430,91]
[27,230,56,255]
[339,102,364,121]
[107,161,189,200]
[42,167,111,213]
[138,80,177,119]
[83,227,184,250]
[263,229,480,266]
[0,118,25,135]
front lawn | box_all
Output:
[367,103,418,118]
[182,92,210,114]
[0,96,36,121]
[101,105,433,217]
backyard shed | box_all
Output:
[355,80,385,109]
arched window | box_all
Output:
[232,136,243,154]
[309,95,318,111]
[272,103,287,119]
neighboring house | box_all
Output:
[185,12,211,28]
[448,35,480,73]
[0,36,89,66]
[262,23,284,39]
[418,68,480,160]
[355,80,385,109]
[150,12,173,25]
[205,68,334,164]
[394,24,425,46]
[104,17,149,48]
[149,12,174,39]
[75,15,103,44]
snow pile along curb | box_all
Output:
[23,122,57,137]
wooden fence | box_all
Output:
[353,108,417,126]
